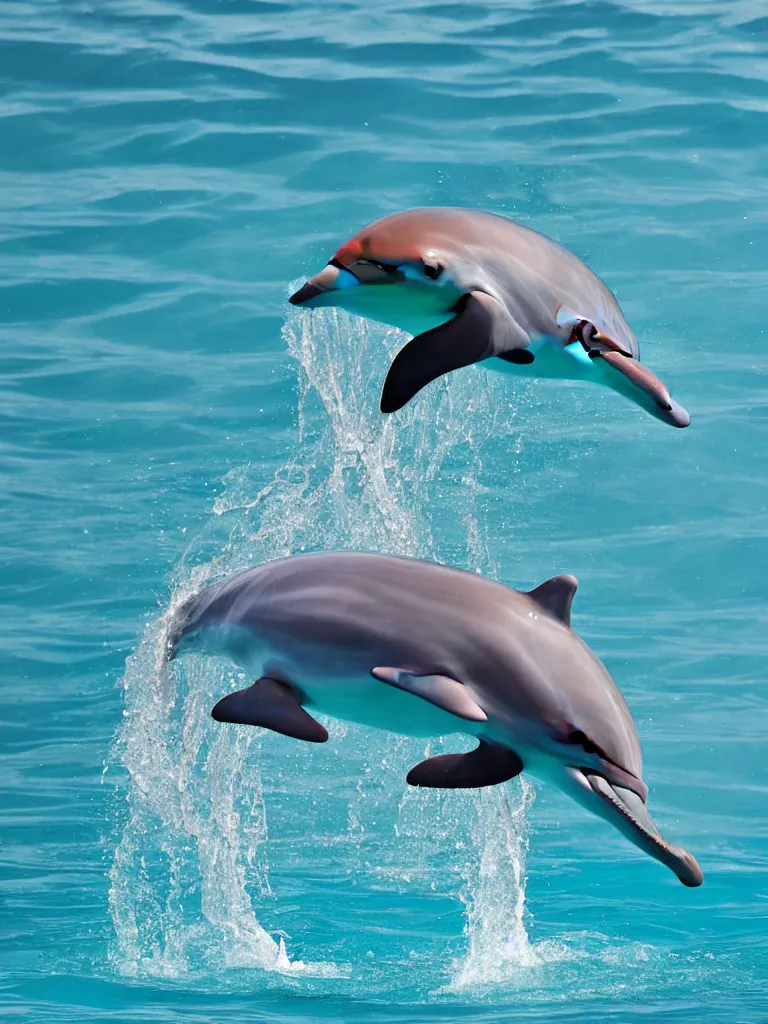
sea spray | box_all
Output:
[108,297,535,984]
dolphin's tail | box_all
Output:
[165,591,205,662]
[595,350,691,428]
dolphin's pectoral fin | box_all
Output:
[407,742,524,789]
[598,351,691,428]
[498,349,535,365]
[371,666,487,722]
[380,290,529,413]
[527,574,578,627]
[211,677,329,742]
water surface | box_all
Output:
[1,1,767,1021]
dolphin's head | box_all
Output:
[531,666,703,888]
[503,577,701,887]
[289,211,471,334]
[290,209,691,429]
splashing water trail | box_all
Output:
[108,297,537,986]
[449,779,539,990]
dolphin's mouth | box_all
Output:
[581,770,703,887]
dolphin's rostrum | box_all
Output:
[289,207,690,428]
[169,551,703,888]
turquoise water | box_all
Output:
[2,1,767,1020]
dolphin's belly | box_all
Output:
[212,625,471,739]
[328,281,459,338]
[487,338,594,383]
[296,673,469,739]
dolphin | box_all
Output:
[289,207,690,428]
[168,551,702,887]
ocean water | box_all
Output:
[1,1,767,1021]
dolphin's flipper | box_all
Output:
[407,741,524,789]
[371,666,487,722]
[527,574,578,627]
[598,351,691,428]
[211,677,329,742]
[380,290,529,413]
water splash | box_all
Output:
[108,595,282,977]
[107,296,537,984]
[449,780,539,989]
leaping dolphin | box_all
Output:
[289,207,690,428]
[169,551,703,887]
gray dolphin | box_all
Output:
[289,207,690,428]
[169,551,702,887]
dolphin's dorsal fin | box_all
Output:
[527,574,578,627]
[371,667,487,722]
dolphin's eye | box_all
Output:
[563,728,638,780]
[423,260,443,280]
[566,729,599,755]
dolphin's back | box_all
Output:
[174,551,518,673]
[360,207,639,358]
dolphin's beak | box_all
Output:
[566,767,703,886]
[289,258,406,306]
[289,263,346,306]
[289,279,325,305]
